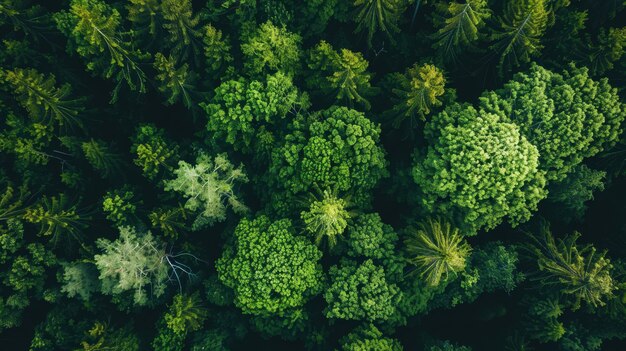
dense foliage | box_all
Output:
[1,1,626,350]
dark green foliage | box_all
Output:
[1,68,84,130]
[524,223,615,309]
[153,52,199,108]
[547,164,605,221]
[346,213,397,260]
[200,72,302,153]
[2,1,626,350]
[130,124,179,180]
[385,63,448,128]
[23,194,89,244]
[431,0,491,61]
[490,0,549,74]
[152,293,207,351]
[353,0,406,46]
[54,0,149,101]
[78,321,139,351]
[306,41,378,110]
[81,139,123,178]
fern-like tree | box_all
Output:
[525,222,615,309]
[163,153,248,231]
[489,0,549,75]
[160,0,203,65]
[0,68,85,130]
[301,189,354,248]
[353,0,406,46]
[23,194,89,245]
[585,26,626,76]
[307,41,378,110]
[386,63,447,128]
[404,218,471,286]
[81,139,124,178]
[54,0,149,101]
[153,52,200,109]
[431,0,491,61]
[152,292,208,351]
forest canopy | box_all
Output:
[1,0,626,350]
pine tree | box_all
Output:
[0,68,84,130]
[525,222,615,309]
[81,139,123,178]
[387,63,447,128]
[353,0,406,46]
[54,0,149,102]
[153,52,199,109]
[431,0,491,61]
[490,0,549,75]
[23,194,89,245]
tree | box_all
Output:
[307,41,377,110]
[0,68,84,130]
[268,106,388,209]
[160,0,203,65]
[60,261,100,302]
[152,293,207,351]
[216,216,323,316]
[324,259,402,321]
[547,164,605,221]
[431,0,491,61]
[200,72,301,153]
[524,223,615,309]
[94,227,172,305]
[490,0,549,74]
[241,21,301,77]
[0,218,56,332]
[153,52,199,109]
[423,242,523,312]
[23,194,89,245]
[404,218,471,287]
[412,103,547,234]
[148,205,187,239]
[130,124,179,180]
[81,139,123,178]
[339,324,403,351]
[585,26,626,76]
[479,63,626,181]
[78,322,140,351]
[202,24,233,78]
[163,153,248,230]
[346,213,398,260]
[54,0,148,101]
[353,0,406,46]
[102,188,141,227]
[386,63,447,128]
[301,189,353,248]
[427,340,472,351]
